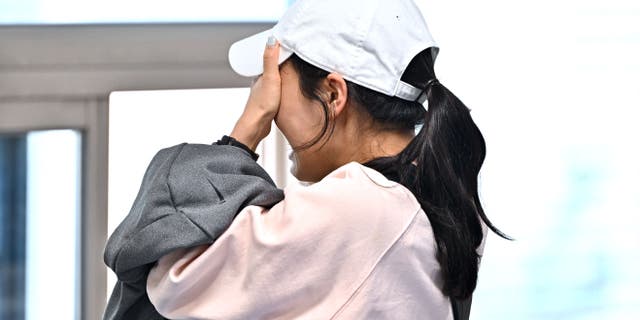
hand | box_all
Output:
[230,36,282,151]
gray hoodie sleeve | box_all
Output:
[103,143,285,320]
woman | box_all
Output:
[105,0,508,319]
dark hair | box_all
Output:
[288,49,511,299]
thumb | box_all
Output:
[263,36,281,78]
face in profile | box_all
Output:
[274,60,337,183]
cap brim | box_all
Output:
[228,29,294,77]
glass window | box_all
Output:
[0,130,82,320]
[0,134,26,320]
[0,0,295,25]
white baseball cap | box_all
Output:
[228,0,439,103]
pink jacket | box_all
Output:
[147,161,487,319]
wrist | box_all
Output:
[230,112,272,151]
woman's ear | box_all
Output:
[323,72,349,118]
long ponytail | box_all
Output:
[399,74,510,298]
[289,49,510,300]
[395,48,511,298]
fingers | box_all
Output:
[263,35,280,78]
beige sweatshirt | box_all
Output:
[147,161,487,320]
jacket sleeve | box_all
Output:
[103,143,284,320]
[146,164,421,319]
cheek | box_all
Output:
[276,92,323,149]
[276,99,324,181]
[275,64,328,182]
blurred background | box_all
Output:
[1,0,638,319]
